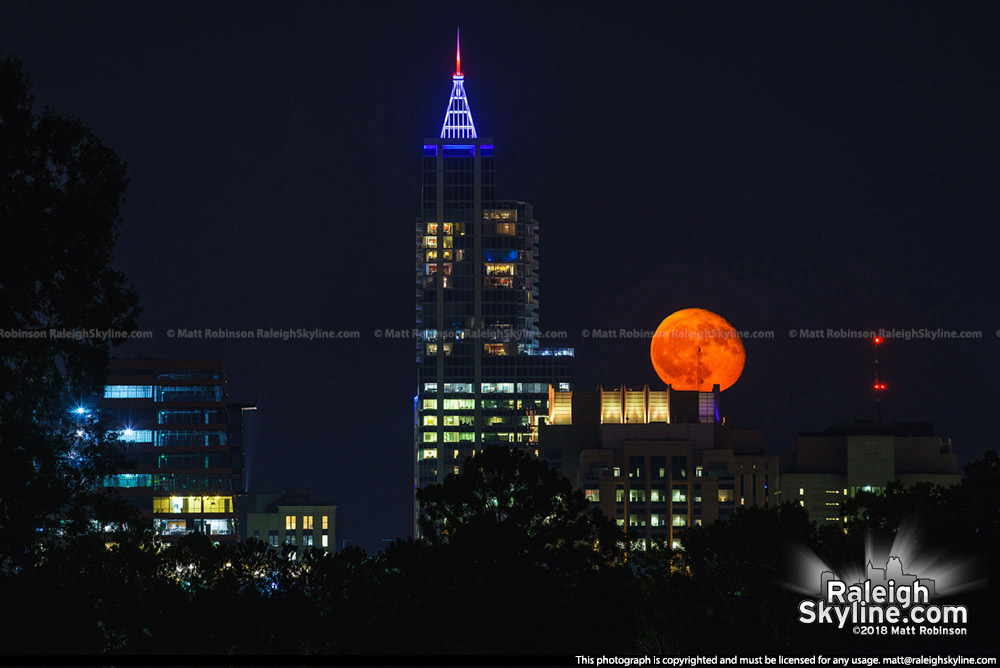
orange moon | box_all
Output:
[650,308,745,391]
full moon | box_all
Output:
[649,308,745,391]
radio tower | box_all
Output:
[873,336,886,425]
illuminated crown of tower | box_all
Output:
[440,28,478,139]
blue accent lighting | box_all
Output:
[443,145,474,156]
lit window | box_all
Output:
[629,489,646,503]
[423,415,437,426]
[423,432,437,442]
[671,487,687,503]
[484,276,513,288]
[616,488,624,503]
[718,490,734,503]
[484,209,517,222]
[286,515,296,531]
[303,516,313,530]
[153,495,233,514]
[423,237,438,248]
[103,385,153,399]
[672,514,687,527]
[695,466,703,477]
[322,535,328,547]
[322,516,328,530]
[303,534,313,547]
[799,488,804,496]
[420,448,438,460]
[453,466,459,474]
[613,467,621,477]
[426,250,438,261]
[102,474,153,488]
[116,429,153,443]
[484,263,515,276]
[426,223,438,234]
[585,489,600,502]
[442,236,453,248]
[481,382,514,393]
[442,223,453,234]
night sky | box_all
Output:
[4,2,998,553]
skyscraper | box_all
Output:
[414,32,573,526]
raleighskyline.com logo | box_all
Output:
[798,557,967,635]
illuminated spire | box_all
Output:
[440,27,477,139]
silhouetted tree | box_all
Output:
[401,447,634,653]
[635,502,827,654]
[418,446,624,570]
[0,56,141,570]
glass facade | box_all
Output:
[99,361,248,543]
[413,81,573,512]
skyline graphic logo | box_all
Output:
[787,520,984,637]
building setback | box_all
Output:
[413,33,572,531]
[98,359,252,543]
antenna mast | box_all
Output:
[873,336,886,425]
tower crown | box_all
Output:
[440,28,477,139]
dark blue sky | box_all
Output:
[3,1,998,552]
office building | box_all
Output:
[414,33,573,529]
[539,385,778,549]
[97,359,252,543]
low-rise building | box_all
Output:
[246,489,336,557]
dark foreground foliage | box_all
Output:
[2,449,997,656]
